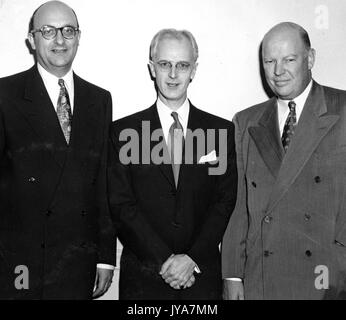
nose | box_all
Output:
[55,29,65,45]
[169,65,177,79]
[274,61,284,76]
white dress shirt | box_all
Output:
[277,80,313,136]
[156,97,190,142]
[225,81,313,282]
[37,63,75,112]
[37,63,114,271]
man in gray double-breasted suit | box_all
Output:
[222,22,346,300]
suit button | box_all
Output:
[335,240,344,246]
[80,242,87,249]
[314,176,321,183]
[251,181,257,188]
[264,250,273,257]
[304,214,311,221]
[28,177,36,183]
[264,215,272,223]
[172,222,181,228]
[46,210,52,217]
[305,250,312,257]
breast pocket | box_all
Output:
[335,221,346,249]
[314,147,346,177]
[328,145,346,155]
[316,144,346,159]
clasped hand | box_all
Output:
[159,254,196,290]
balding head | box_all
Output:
[263,22,311,53]
[27,1,81,78]
[261,22,315,100]
[29,1,79,33]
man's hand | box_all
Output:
[159,254,196,289]
[92,268,114,299]
[165,274,196,290]
[223,279,244,300]
[183,274,196,289]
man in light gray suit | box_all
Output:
[222,22,346,300]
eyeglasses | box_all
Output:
[154,60,192,73]
[30,25,79,40]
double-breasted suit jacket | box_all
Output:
[222,81,346,299]
[0,66,115,299]
[108,103,237,299]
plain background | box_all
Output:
[1,0,346,299]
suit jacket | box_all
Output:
[0,66,115,299]
[222,81,346,300]
[108,103,237,299]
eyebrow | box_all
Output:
[263,53,299,59]
[157,59,191,63]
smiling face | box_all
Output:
[149,35,197,110]
[262,26,315,100]
[28,1,80,78]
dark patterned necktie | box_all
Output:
[168,112,184,187]
[281,100,297,152]
[57,79,72,144]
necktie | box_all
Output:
[281,100,297,152]
[57,79,72,144]
[168,112,184,187]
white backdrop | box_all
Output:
[1,0,346,299]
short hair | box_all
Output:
[149,28,199,62]
[299,27,311,50]
[28,2,79,33]
[264,22,311,51]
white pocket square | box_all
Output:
[198,150,217,164]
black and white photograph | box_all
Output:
[0,0,346,308]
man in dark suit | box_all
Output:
[108,29,237,299]
[0,1,115,299]
[222,22,346,300]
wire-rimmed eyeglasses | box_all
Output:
[153,60,193,73]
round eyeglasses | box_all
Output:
[30,25,79,40]
[154,60,192,73]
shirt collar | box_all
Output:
[156,98,190,140]
[277,80,312,124]
[37,63,74,93]
[37,63,74,110]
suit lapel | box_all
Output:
[177,104,201,191]
[177,103,211,191]
[248,98,284,178]
[21,67,67,168]
[148,105,176,188]
[69,74,96,152]
[267,82,340,213]
[184,103,204,161]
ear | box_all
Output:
[77,30,81,46]
[307,48,316,70]
[148,60,156,78]
[190,62,198,81]
[27,33,36,51]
